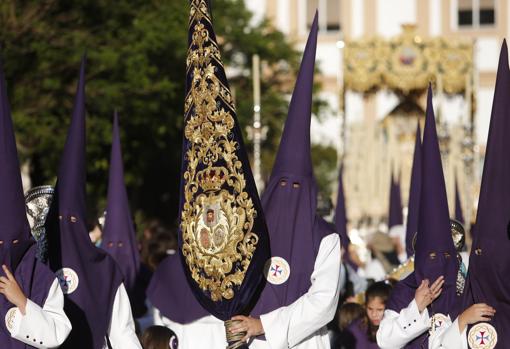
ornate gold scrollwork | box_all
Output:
[344,25,473,94]
[181,0,259,302]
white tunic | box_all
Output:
[7,278,72,348]
[154,310,227,348]
[376,299,468,349]
[250,233,341,349]
[105,283,142,349]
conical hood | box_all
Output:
[414,85,457,313]
[102,112,140,294]
[388,171,403,229]
[335,165,350,251]
[252,14,333,317]
[405,122,421,257]
[0,58,32,248]
[270,12,318,178]
[463,40,510,340]
[177,0,270,325]
[44,56,124,349]
[57,56,87,218]
[334,165,358,270]
[454,177,464,225]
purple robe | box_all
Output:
[0,246,55,349]
[346,319,379,349]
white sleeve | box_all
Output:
[7,278,72,348]
[376,299,430,349]
[259,233,341,349]
[107,283,142,349]
[429,317,468,349]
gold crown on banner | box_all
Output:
[197,167,228,191]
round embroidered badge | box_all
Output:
[264,257,290,285]
[468,323,498,349]
[428,313,449,336]
[5,307,17,331]
[56,267,79,294]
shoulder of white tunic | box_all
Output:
[321,233,340,249]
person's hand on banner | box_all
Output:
[230,315,264,342]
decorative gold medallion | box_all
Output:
[264,257,291,285]
[181,0,259,302]
[428,313,449,336]
[468,323,497,349]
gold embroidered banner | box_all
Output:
[180,0,264,304]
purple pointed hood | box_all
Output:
[335,166,357,269]
[0,58,33,257]
[251,12,334,317]
[388,172,403,229]
[454,177,464,225]
[405,122,422,257]
[269,17,315,178]
[101,112,140,298]
[0,57,56,349]
[414,86,457,300]
[386,86,458,347]
[462,40,510,341]
[45,56,123,349]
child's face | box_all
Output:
[366,296,385,326]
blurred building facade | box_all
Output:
[246,0,506,230]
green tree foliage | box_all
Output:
[0,0,334,227]
[311,144,338,200]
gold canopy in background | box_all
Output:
[343,24,473,94]
[340,25,476,252]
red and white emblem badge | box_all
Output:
[56,268,79,295]
[264,257,290,285]
[428,313,449,336]
[468,323,497,349]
